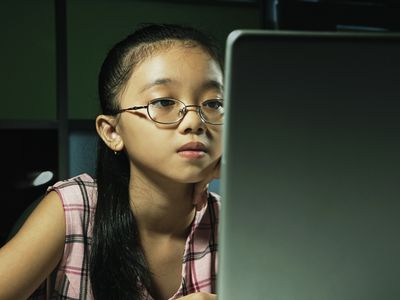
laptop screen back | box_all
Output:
[218,30,400,300]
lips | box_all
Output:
[177,142,208,159]
[177,142,208,153]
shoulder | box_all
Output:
[194,192,220,231]
[46,173,97,246]
[207,192,220,220]
[50,173,96,191]
[209,192,220,207]
[48,175,97,298]
[48,173,97,209]
[181,193,220,295]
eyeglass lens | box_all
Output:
[148,98,223,124]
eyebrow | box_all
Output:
[202,80,224,93]
[139,78,175,93]
[139,78,224,94]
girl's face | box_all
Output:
[116,44,223,184]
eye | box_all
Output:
[202,99,224,110]
[150,98,177,109]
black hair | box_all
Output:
[90,23,222,299]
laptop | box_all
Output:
[218,30,400,300]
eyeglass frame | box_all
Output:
[110,97,224,125]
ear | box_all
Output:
[95,114,124,152]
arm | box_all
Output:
[0,191,65,300]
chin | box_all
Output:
[179,176,205,184]
[173,172,207,184]
[167,162,216,183]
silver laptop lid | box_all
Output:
[218,30,400,300]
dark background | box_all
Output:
[1,0,399,245]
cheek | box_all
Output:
[208,128,223,157]
[119,122,164,161]
[124,134,164,162]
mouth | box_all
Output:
[177,142,208,159]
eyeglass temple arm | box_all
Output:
[115,105,148,113]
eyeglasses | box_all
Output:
[112,98,224,125]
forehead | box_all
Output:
[126,44,223,91]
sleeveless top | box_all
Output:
[29,173,220,299]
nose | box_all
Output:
[178,105,206,134]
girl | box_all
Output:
[0,24,223,299]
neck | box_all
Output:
[129,168,196,239]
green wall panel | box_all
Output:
[0,0,56,120]
[67,0,260,119]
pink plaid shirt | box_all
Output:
[29,173,219,299]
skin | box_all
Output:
[0,191,65,300]
[0,43,221,300]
